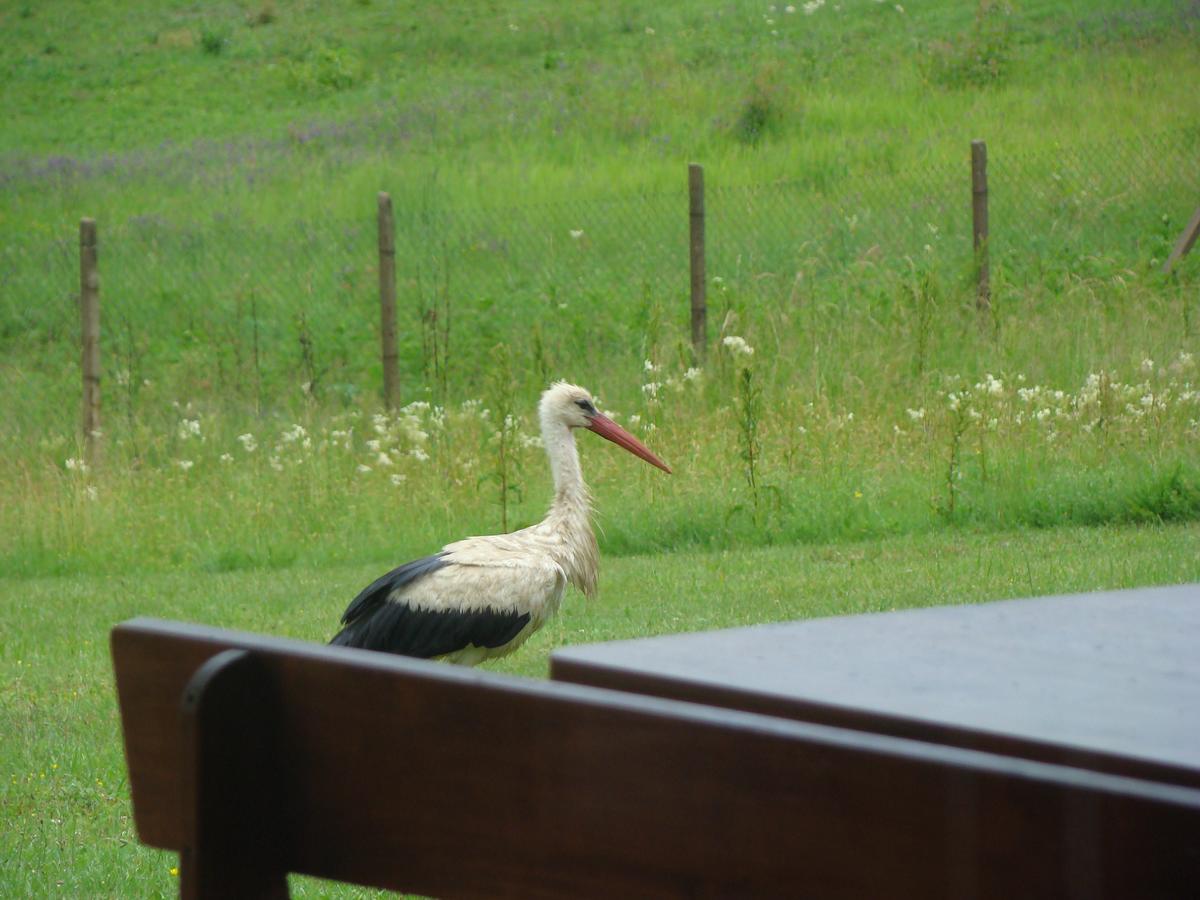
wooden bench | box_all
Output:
[112,617,1200,899]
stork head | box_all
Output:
[539,382,671,474]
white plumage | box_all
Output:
[330,381,670,664]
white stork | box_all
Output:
[330,381,671,664]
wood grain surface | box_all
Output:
[113,616,1200,898]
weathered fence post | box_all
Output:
[688,163,707,362]
[971,140,990,313]
[1162,205,1200,274]
[378,192,399,410]
[79,218,101,462]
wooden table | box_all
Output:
[551,583,1200,790]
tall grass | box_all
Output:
[3,309,1196,577]
[1,0,1198,578]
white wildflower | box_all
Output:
[569,229,584,240]
[376,452,393,467]
[176,459,194,472]
[402,420,429,444]
[356,464,372,473]
[641,382,662,399]
[84,485,98,501]
[1140,358,1155,375]
[977,374,1004,396]
[390,474,407,486]
[177,418,201,440]
[683,367,702,382]
[410,447,430,462]
[722,335,755,357]
[269,456,283,471]
[237,433,257,452]
[219,453,234,463]
[643,359,660,374]
[64,457,89,473]
[906,407,925,421]
[366,439,382,453]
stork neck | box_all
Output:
[544,425,590,512]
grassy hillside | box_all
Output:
[2,0,1199,579]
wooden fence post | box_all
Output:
[1162,205,1200,274]
[971,140,990,313]
[79,218,101,462]
[688,163,707,362]
[378,192,399,410]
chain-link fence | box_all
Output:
[1,128,1197,438]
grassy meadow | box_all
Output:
[2,0,1200,895]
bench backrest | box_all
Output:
[112,617,1200,899]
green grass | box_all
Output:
[3,0,1200,893]
[3,522,1199,898]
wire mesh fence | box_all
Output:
[1,127,1196,440]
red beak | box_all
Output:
[586,414,672,474]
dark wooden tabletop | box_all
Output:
[551,583,1200,788]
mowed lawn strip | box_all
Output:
[2,521,1198,897]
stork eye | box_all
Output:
[574,399,595,413]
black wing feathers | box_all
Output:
[330,602,531,659]
[330,552,531,658]
[339,553,449,626]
